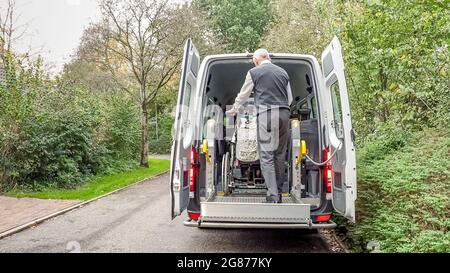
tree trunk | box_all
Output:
[140,101,150,168]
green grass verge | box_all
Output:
[7,159,170,201]
[335,127,450,253]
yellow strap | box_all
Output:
[202,139,210,163]
[296,140,307,166]
[301,140,307,156]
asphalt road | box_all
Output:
[0,173,336,253]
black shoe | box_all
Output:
[278,193,283,203]
[264,196,278,203]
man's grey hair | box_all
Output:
[253,48,270,60]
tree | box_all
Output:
[0,0,18,56]
[90,0,199,167]
[0,0,35,66]
[338,0,450,136]
[194,0,273,52]
[264,0,449,140]
[262,0,330,57]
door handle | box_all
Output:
[173,180,181,192]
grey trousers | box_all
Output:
[257,108,290,198]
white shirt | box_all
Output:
[232,60,293,111]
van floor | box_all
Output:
[208,195,301,204]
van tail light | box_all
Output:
[188,146,200,220]
[189,146,198,197]
[188,212,200,220]
[323,147,332,193]
[189,168,195,192]
[315,214,331,222]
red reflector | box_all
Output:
[189,168,195,192]
[189,146,197,194]
[316,215,331,222]
[189,213,200,220]
[326,169,332,193]
[323,147,332,193]
[190,148,195,162]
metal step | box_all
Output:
[200,195,310,224]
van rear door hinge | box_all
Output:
[351,129,356,142]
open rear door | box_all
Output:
[170,39,200,219]
[321,36,357,222]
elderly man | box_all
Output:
[226,49,293,203]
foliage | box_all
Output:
[100,94,141,162]
[12,87,103,189]
[0,0,218,192]
[1,53,43,189]
[2,0,449,255]
[263,0,450,252]
[76,0,211,167]
[0,53,142,191]
[194,0,273,52]
[149,114,174,154]
[335,127,450,253]
[324,0,449,140]
[262,0,330,57]
[329,0,449,253]
[264,0,450,141]
[7,159,169,200]
[147,86,176,154]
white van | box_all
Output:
[170,36,356,229]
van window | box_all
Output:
[181,83,193,148]
[182,83,192,121]
[330,82,344,138]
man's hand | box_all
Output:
[225,107,239,116]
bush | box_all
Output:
[5,88,100,189]
[0,54,142,191]
[339,0,450,137]
[336,127,450,253]
[100,95,141,161]
[149,113,173,154]
[95,94,141,175]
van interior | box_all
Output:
[200,58,322,209]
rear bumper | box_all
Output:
[183,219,336,229]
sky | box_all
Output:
[11,0,101,73]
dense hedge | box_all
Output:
[335,126,450,252]
[0,55,141,191]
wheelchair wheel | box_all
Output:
[221,152,231,195]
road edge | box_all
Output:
[0,170,169,240]
[331,229,350,253]
[319,228,350,253]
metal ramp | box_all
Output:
[200,195,310,224]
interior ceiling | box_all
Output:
[206,58,314,108]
